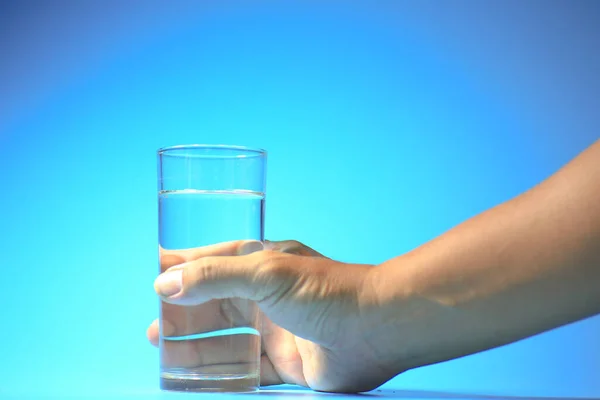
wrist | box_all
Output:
[366,254,466,371]
[360,258,427,372]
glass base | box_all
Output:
[160,374,259,393]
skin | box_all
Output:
[147,139,600,393]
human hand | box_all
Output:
[147,240,399,392]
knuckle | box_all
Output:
[289,239,303,247]
[257,251,294,282]
[254,250,287,268]
[253,252,298,305]
[278,240,315,256]
[282,239,302,251]
[183,257,216,290]
[246,249,270,265]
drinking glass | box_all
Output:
[157,144,266,392]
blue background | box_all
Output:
[0,1,598,398]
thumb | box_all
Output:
[154,242,286,306]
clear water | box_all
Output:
[158,189,264,392]
[159,189,264,250]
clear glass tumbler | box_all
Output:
[157,144,266,392]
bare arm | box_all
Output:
[150,140,600,392]
[372,139,600,370]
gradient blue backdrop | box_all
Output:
[0,1,598,397]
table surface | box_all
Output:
[1,384,594,400]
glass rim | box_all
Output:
[157,144,267,158]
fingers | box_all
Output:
[161,331,261,369]
[260,354,285,386]
[160,240,263,272]
[148,308,261,369]
[159,239,320,273]
[147,319,159,346]
[160,299,257,339]
[147,318,176,347]
[155,251,291,306]
[151,240,315,387]
[147,318,284,385]
[155,239,324,306]
[261,316,308,387]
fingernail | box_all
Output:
[238,240,264,255]
[155,270,183,297]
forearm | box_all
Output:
[373,140,600,370]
